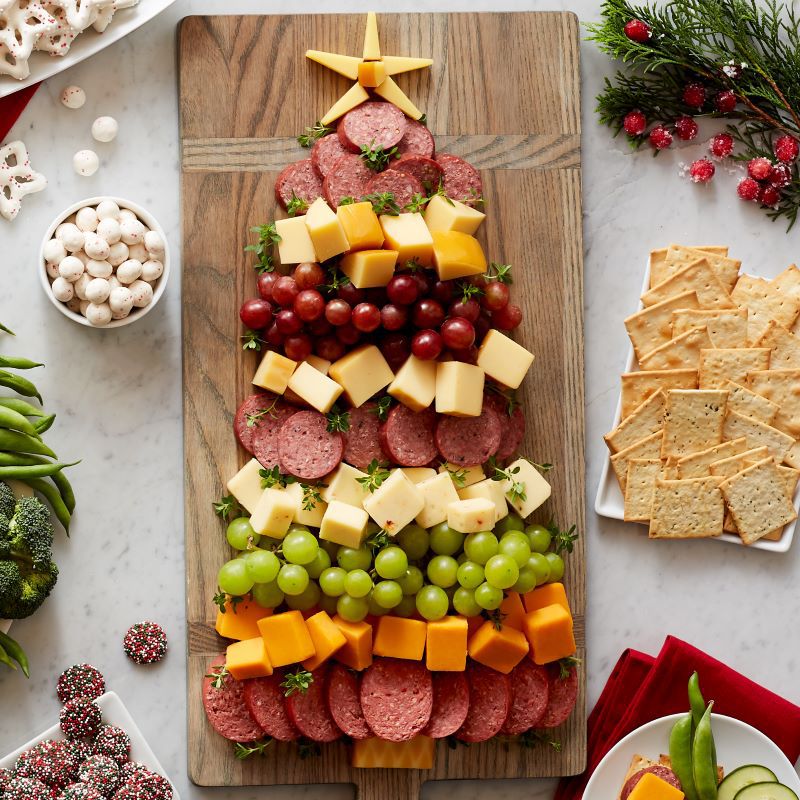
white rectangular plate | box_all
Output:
[594,260,798,553]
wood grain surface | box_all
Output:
[180,12,585,796]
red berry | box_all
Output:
[352,303,381,333]
[714,90,737,113]
[674,116,699,141]
[292,262,325,290]
[747,157,773,181]
[239,298,272,330]
[386,274,419,305]
[709,133,734,158]
[649,126,673,150]
[256,272,279,302]
[271,276,299,307]
[760,185,781,207]
[492,303,523,331]
[623,18,651,42]
[623,110,647,136]
[412,298,445,329]
[293,289,325,322]
[682,82,706,109]
[315,335,345,362]
[775,135,800,164]
[441,317,476,350]
[411,329,443,361]
[380,304,408,331]
[689,158,715,183]
[283,333,313,362]
[769,163,792,188]
[448,298,481,323]
[737,177,761,202]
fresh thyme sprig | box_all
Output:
[300,483,323,512]
[259,466,296,490]
[558,655,582,679]
[489,457,527,504]
[205,664,229,690]
[281,668,313,697]
[234,739,273,759]
[356,459,391,493]
[286,192,309,217]
[246,398,280,427]
[363,191,402,215]
[326,405,351,433]
[323,268,351,295]
[360,141,400,171]
[245,223,280,273]
[370,396,393,421]
[297,121,334,147]
[241,329,264,352]
[213,494,241,520]
[404,192,431,213]
[549,520,579,554]
[485,262,514,285]
[519,730,563,751]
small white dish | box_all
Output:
[39,196,170,329]
[584,713,800,799]
[0,691,180,798]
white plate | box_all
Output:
[594,261,798,553]
[0,691,180,797]
[0,0,179,100]
[584,713,800,799]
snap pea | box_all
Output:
[0,398,45,417]
[0,429,55,458]
[0,355,42,370]
[0,642,17,672]
[689,671,717,766]
[0,406,40,438]
[0,631,29,677]
[0,370,41,402]
[693,702,718,800]
[0,461,78,479]
[33,414,56,435]
[19,477,71,534]
[669,712,700,800]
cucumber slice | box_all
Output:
[719,766,778,800]
[734,782,799,800]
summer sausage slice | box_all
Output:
[396,118,435,158]
[538,663,579,729]
[421,671,470,739]
[285,665,342,743]
[326,663,371,740]
[250,403,296,470]
[360,658,433,742]
[311,132,350,178]
[275,159,324,212]
[435,407,503,466]
[365,169,423,209]
[500,660,550,735]
[456,662,511,743]
[435,153,483,207]
[484,392,526,463]
[338,101,407,153]
[343,402,388,470]
[380,405,439,467]
[234,393,274,454]
[323,154,373,208]
[243,673,300,742]
[621,767,682,800]
[202,656,264,743]
[278,410,344,481]
[394,154,444,190]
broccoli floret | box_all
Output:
[0,561,22,607]
[0,481,14,519]
[7,496,53,570]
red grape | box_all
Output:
[266,323,285,347]
[257,272,279,301]
[336,322,361,345]
[352,303,381,333]
[272,276,300,307]
[474,313,491,342]
[338,283,365,306]
[492,303,522,331]
[450,345,478,364]
[411,329,443,360]
[481,282,510,312]
[412,298,445,329]
[364,288,388,307]
[386,274,419,305]
[325,299,352,326]
[413,271,433,296]
[308,317,333,337]
[441,317,476,350]
[294,289,325,322]
[284,333,313,361]
[380,304,408,331]
[275,309,303,335]
[432,280,456,304]
[448,298,481,323]
[293,262,325,290]
[316,335,346,362]
[380,333,411,368]
[239,298,273,330]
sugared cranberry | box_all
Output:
[689,158,715,183]
[774,135,800,164]
[769,163,792,188]
[760,185,781,207]
[682,82,706,109]
[624,18,651,42]
[737,177,761,202]
[623,110,647,136]
[649,126,673,150]
[747,157,773,181]
[709,133,734,158]
[674,116,699,141]
[714,90,737,113]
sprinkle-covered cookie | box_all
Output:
[60,697,102,739]
[78,754,120,794]
[57,664,106,704]
[93,724,131,765]
[58,782,105,800]
[3,775,52,800]
[14,739,78,787]
[123,621,167,665]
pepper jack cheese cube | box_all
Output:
[431,231,487,281]
[477,329,535,390]
[337,202,384,251]
[286,361,343,414]
[304,197,350,262]
[322,463,369,508]
[458,478,509,523]
[340,249,398,288]
[387,354,437,412]
[502,459,551,519]
[319,500,369,548]
[250,487,295,539]
[226,458,265,514]
[275,216,317,265]
[362,469,425,535]
[438,462,485,488]
[415,472,460,528]
[329,345,394,408]
[379,213,434,266]
[253,351,297,394]
[423,193,485,235]
[435,361,484,417]
[447,497,496,533]
[400,467,437,484]
[283,481,327,528]
[358,59,386,88]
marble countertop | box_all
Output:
[2,0,799,797]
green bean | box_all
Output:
[19,477,71,534]
[51,469,75,513]
[669,713,699,800]
[0,370,41,402]
[692,702,718,800]
[0,406,39,438]
[0,631,29,677]
[0,322,14,336]
[0,398,45,417]
[0,429,55,458]
[0,355,42,370]
[0,452,43,466]
[0,453,77,512]
[0,642,17,672]
[0,461,78,479]
[33,414,55,434]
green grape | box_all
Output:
[426,555,459,588]
[277,564,309,596]
[251,580,284,609]
[512,565,538,593]
[498,531,531,567]
[306,548,331,580]
[287,523,310,536]
[372,580,403,608]
[320,538,340,558]
[463,531,499,565]
[415,585,449,621]
[367,593,391,616]
[528,553,551,586]
[393,594,417,617]
[282,528,320,565]
[374,546,408,579]
[526,523,552,553]
[337,593,369,622]
[453,586,483,616]
[244,549,281,584]
[285,581,321,611]
[495,512,524,535]
[344,569,373,598]
[397,566,424,595]
[226,517,260,550]
[337,546,373,571]
[429,522,464,556]
[319,566,347,597]
[474,581,504,610]
[456,560,485,590]
[544,552,565,581]
[318,591,339,616]
[484,554,519,589]
[218,558,255,596]
[456,552,468,565]
[397,524,430,560]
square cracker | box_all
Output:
[621,369,698,419]
[649,476,724,538]
[661,389,727,459]
[747,369,800,436]
[605,389,665,454]
[725,381,778,425]
[625,291,701,363]
[641,259,734,310]
[731,274,800,344]
[649,246,728,288]
[671,308,747,349]
[724,464,799,538]
[662,245,741,291]
[640,326,713,371]
[755,321,800,368]
[624,458,662,522]
[772,264,800,306]
[698,348,771,389]
[709,446,770,478]
[610,430,664,491]
[720,458,798,545]
[784,440,800,469]
[722,409,794,463]
[675,437,748,478]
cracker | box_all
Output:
[722,409,794,463]
[662,245,741,291]
[604,389,666,454]
[661,389,727,459]
[762,466,800,541]
[772,264,800,304]
[725,381,778,425]
[649,476,724,538]
[731,274,800,344]
[709,447,770,479]
[675,437,748,479]
[671,308,747,349]
[649,246,729,288]
[640,326,713,371]
[625,291,701,362]
[641,258,734,310]
[784,439,800,469]
[747,369,800,436]
[620,369,698,419]
[624,458,662,522]
[610,430,664,491]
[698,348,771,389]
[754,321,800,368]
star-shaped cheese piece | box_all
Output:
[0,141,47,222]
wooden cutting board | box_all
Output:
[180,12,585,796]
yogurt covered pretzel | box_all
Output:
[0,1,57,77]
[0,141,47,221]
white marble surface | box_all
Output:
[2,0,799,797]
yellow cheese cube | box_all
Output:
[373,616,427,660]
[362,11,381,60]
[226,458,265,514]
[320,499,369,548]
[225,637,273,680]
[400,467,437,484]
[502,459,551,519]
[447,497,496,533]
[286,360,343,414]
[283,481,327,528]
[258,610,315,667]
[322,463,369,507]
[337,202,384,251]
[306,354,331,374]
[340,249,398,288]
[387,354,437,412]
[275,216,317,265]
[358,59,387,88]
[304,197,350,262]
[253,350,297,394]
[320,83,371,127]
[250,487,295,539]
[458,478,509,523]
[423,193,486,235]
[415,472,460,528]
[379,213,434,266]
[431,231,487,281]
[628,773,685,800]
[329,345,394,408]
[477,329,535,390]
[362,469,425,535]
[426,616,468,671]
[435,361,485,417]
[438,462,485,488]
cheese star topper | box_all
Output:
[306,12,433,126]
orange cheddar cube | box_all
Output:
[357,60,387,88]
[332,615,373,670]
[257,610,315,667]
[523,582,570,615]
[628,772,685,800]
[337,202,384,251]
[351,736,435,769]
[373,616,426,660]
[425,616,468,671]
[302,610,346,671]
[214,598,272,641]
[524,604,576,665]
[499,592,526,630]
[225,636,273,680]
[467,620,529,674]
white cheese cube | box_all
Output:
[284,481,327,528]
[400,467,437,484]
[447,498,497,533]
[378,213,434,266]
[253,351,297,394]
[501,458,551,518]
[438,462,485,488]
[423,193,485,235]
[226,458,264,514]
[322,463,370,507]
[457,478,509,523]
[319,500,369,548]
[304,197,350,262]
[329,344,394,408]
[415,472,460,528]
[477,329,535,390]
[435,361,484,417]
[249,487,295,539]
[387,354,437,412]
[275,216,317,265]
[362,469,425,535]
[286,361,343,414]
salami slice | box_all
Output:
[343,402,388,470]
[484,392,526,463]
[435,153,483,207]
[538,663,579,729]
[250,403,296,470]
[278,410,344,481]
[311,132,350,178]
[456,662,511,743]
[323,154,373,208]
[234,393,273,453]
[365,169,423,209]
[394,155,443,190]
[326,663,371,740]
[243,673,300,742]
[500,660,550,735]
[434,407,502,466]
[338,101,407,153]
[275,159,324,212]
[285,665,342,743]
[396,118,435,158]
[380,405,439,467]
[421,672,470,739]
[621,767,682,800]
[202,656,264,743]
[360,658,433,742]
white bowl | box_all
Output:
[39,196,170,329]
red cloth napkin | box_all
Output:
[556,636,800,800]
[0,84,38,142]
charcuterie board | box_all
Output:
[180,11,585,795]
